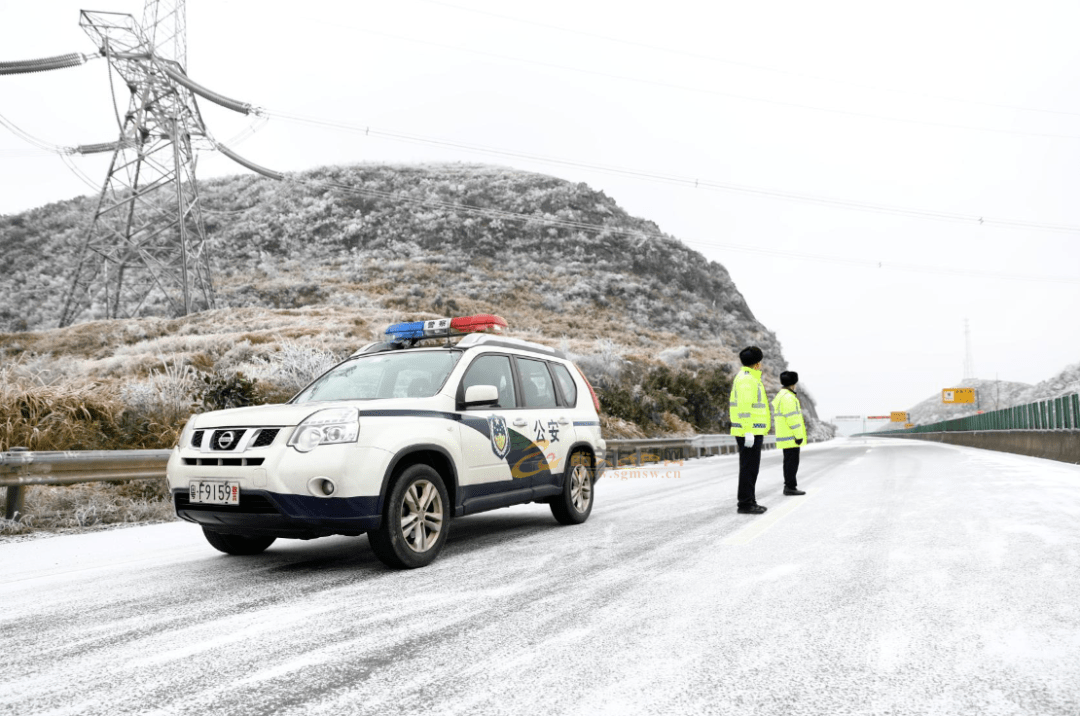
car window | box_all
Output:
[517,358,557,409]
[293,351,460,402]
[550,363,578,408]
[461,354,517,408]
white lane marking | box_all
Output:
[721,493,814,546]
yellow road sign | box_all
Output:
[904,423,915,429]
[890,411,908,422]
[942,388,975,404]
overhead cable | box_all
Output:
[0,111,74,154]
[415,0,1080,119]
[266,110,1080,235]
[159,64,261,116]
[316,20,1080,142]
[206,138,1079,286]
[210,138,284,180]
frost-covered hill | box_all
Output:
[1020,362,1080,404]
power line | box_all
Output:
[57,152,100,192]
[414,0,1080,119]
[309,178,1078,284]
[310,19,1080,143]
[0,111,73,154]
[207,150,1073,286]
[267,110,1080,235]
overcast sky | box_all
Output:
[2,0,1079,422]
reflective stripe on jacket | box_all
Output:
[772,387,806,449]
[729,366,770,437]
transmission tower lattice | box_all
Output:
[59,1,214,327]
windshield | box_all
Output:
[293,350,461,403]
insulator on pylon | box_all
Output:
[75,140,135,155]
[0,53,95,75]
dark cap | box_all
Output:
[739,346,764,367]
[781,371,799,386]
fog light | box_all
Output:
[308,477,336,497]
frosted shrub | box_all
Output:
[220,340,256,367]
[119,358,198,424]
[0,352,80,387]
[659,346,690,366]
[240,339,341,394]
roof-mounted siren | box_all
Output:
[385,313,508,344]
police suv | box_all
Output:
[166,314,605,568]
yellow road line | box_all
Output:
[721,491,816,546]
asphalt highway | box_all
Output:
[2,438,1078,715]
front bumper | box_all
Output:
[174,489,382,538]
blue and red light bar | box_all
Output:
[385,314,508,343]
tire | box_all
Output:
[202,527,276,555]
[368,463,451,569]
[550,450,594,525]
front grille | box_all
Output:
[189,427,280,451]
[250,428,280,448]
[183,457,265,467]
[174,492,279,514]
[210,429,246,451]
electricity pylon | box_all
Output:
[59,1,214,327]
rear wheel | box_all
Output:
[202,527,276,555]
[368,463,451,569]
[550,450,594,525]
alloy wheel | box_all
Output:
[570,463,592,512]
[400,479,444,552]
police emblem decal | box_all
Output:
[488,414,510,459]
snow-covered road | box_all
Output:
[2,438,1079,716]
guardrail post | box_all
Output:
[3,447,29,522]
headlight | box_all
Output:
[176,417,196,449]
[288,407,360,453]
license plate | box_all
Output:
[189,481,240,505]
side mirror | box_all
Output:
[464,384,499,407]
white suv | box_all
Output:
[166,314,605,568]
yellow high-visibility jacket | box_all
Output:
[729,366,770,437]
[772,387,807,449]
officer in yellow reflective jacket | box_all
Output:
[729,346,771,514]
[772,371,807,496]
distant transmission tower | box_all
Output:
[962,319,976,380]
[59,0,214,326]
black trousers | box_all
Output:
[735,434,762,506]
[782,447,801,488]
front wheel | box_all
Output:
[368,464,451,569]
[202,527,276,555]
[551,450,594,525]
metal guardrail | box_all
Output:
[1,448,171,521]
[605,434,777,468]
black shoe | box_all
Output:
[784,487,805,496]
[737,504,767,514]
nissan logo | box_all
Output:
[215,430,236,450]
